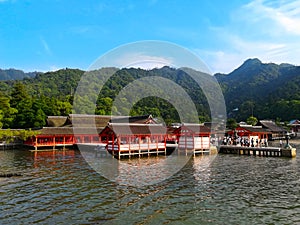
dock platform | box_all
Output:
[219,145,296,158]
[107,143,168,159]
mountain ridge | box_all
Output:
[214,58,300,121]
[0,59,299,128]
[0,68,39,80]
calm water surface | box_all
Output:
[0,146,300,225]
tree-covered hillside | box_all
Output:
[0,69,37,80]
[0,59,299,129]
[215,58,300,121]
[72,67,212,124]
[0,68,84,128]
[0,67,212,128]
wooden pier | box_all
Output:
[107,143,167,159]
[219,145,296,158]
[98,123,171,159]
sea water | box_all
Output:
[0,146,299,225]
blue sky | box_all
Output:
[0,0,299,73]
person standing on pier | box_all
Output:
[264,138,268,147]
[251,138,254,147]
[280,139,283,147]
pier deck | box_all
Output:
[219,145,296,157]
[107,143,167,159]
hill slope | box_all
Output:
[0,60,299,129]
[0,67,213,128]
[215,58,300,121]
[0,69,37,80]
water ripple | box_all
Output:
[0,149,300,224]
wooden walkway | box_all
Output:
[107,143,167,159]
[219,145,296,157]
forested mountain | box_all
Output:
[0,69,37,80]
[0,59,299,129]
[0,68,84,128]
[0,67,211,128]
[215,58,300,121]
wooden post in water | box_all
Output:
[35,136,38,151]
[63,136,66,150]
[281,133,296,158]
[281,148,296,157]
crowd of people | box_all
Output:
[222,136,268,147]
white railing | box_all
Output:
[107,143,165,151]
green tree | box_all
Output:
[246,116,258,126]
[0,92,17,128]
[0,111,4,128]
[96,97,113,115]
[227,118,238,130]
[10,82,35,128]
[31,100,46,127]
[56,100,72,116]
[0,129,40,143]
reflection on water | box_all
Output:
[80,147,192,186]
[193,155,215,188]
[32,149,76,168]
[0,148,300,224]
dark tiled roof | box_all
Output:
[37,127,104,135]
[69,114,115,128]
[68,114,157,128]
[45,114,158,129]
[176,123,211,134]
[109,114,157,124]
[239,126,271,133]
[102,123,167,135]
[258,120,287,133]
[46,116,68,127]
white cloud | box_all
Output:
[93,49,211,73]
[199,0,300,73]
[196,50,244,74]
[49,65,61,71]
[199,35,300,73]
[40,37,52,56]
[243,0,300,35]
[25,65,61,73]
[119,53,173,69]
